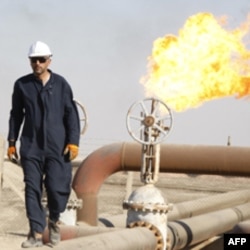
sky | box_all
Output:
[1,0,250,154]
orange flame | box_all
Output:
[141,13,250,111]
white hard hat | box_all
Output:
[28,41,52,57]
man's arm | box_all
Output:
[7,81,24,161]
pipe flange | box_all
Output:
[67,198,83,209]
[123,200,171,214]
[128,221,164,250]
[42,198,82,210]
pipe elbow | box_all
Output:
[72,142,125,196]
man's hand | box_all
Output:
[7,146,18,163]
[63,144,79,161]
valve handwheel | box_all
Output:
[74,99,88,135]
[126,98,173,145]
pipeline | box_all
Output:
[168,189,250,221]
[229,220,250,234]
[72,142,250,225]
[42,223,118,243]
[35,227,157,250]
[167,202,250,249]
[38,202,250,250]
[99,189,250,228]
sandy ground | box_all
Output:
[1,159,250,250]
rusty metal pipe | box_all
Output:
[121,142,250,175]
[72,143,125,225]
[167,202,250,249]
[72,142,250,225]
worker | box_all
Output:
[7,41,80,248]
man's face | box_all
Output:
[29,56,51,76]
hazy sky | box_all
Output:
[1,0,250,152]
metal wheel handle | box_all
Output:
[126,98,173,145]
[74,99,88,135]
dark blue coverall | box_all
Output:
[8,70,80,234]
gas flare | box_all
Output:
[141,13,250,111]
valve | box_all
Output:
[126,98,173,184]
[126,98,173,145]
[74,99,88,135]
[125,98,173,248]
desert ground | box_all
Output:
[1,157,250,250]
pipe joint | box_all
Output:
[123,200,172,214]
[42,198,82,210]
[128,221,164,250]
[66,198,83,210]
